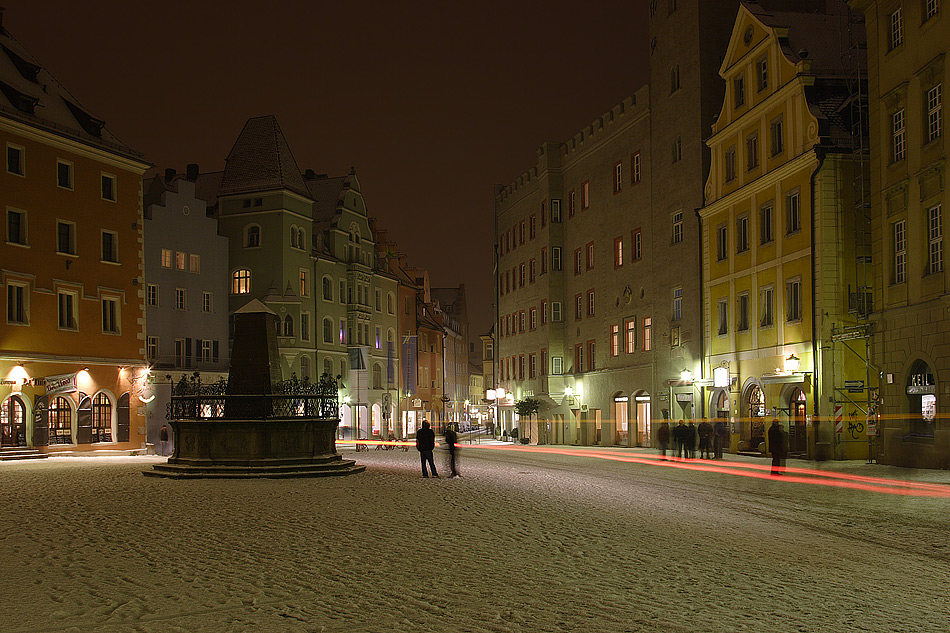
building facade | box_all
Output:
[493,0,738,446]
[701,1,871,460]
[143,170,230,452]
[1,18,150,454]
[850,0,949,468]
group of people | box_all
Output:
[414,419,460,479]
[656,419,728,460]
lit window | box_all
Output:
[581,181,590,209]
[625,319,636,353]
[611,324,620,357]
[614,236,623,267]
[175,251,186,270]
[190,254,200,273]
[673,287,683,321]
[202,292,212,313]
[161,249,172,268]
[643,317,652,351]
[231,269,251,294]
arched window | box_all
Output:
[387,328,395,346]
[290,225,298,248]
[322,276,333,301]
[323,357,332,377]
[323,318,333,343]
[1,395,26,447]
[91,393,112,443]
[232,269,251,294]
[50,396,72,445]
[387,292,395,314]
[297,229,305,250]
[300,355,311,380]
[373,363,382,390]
[283,315,294,337]
[245,225,261,248]
[339,359,347,383]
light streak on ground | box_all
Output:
[338,439,417,448]
[466,443,950,498]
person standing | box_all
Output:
[697,419,712,459]
[768,419,787,475]
[686,421,697,459]
[657,422,670,459]
[674,420,688,458]
[713,419,726,459]
[444,423,459,478]
[415,420,439,478]
[159,424,169,457]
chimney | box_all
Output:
[164,167,176,183]
[186,163,199,181]
[304,168,316,180]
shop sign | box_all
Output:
[906,385,936,395]
[46,373,78,395]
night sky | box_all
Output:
[5,1,650,335]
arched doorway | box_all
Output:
[1,395,27,447]
[789,388,807,454]
[744,384,766,451]
[49,396,74,445]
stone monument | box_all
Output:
[146,300,364,478]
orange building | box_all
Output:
[1,16,150,455]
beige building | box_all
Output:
[701,1,872,460]
[850,0,949,468]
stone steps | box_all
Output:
[0,448,49,461]
[144,457,365,479]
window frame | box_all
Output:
[100,172,117,202]
[57,159,74,190]
[6,143,24,176]
[894,219,907,284]
[101,230,119,263]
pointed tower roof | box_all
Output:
[219,116,310,198]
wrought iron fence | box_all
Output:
[167,372,340,420]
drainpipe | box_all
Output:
[810,148,827,454]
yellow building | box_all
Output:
[1,19,150,455]
[700,1,874,460]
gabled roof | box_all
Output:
[0,21,144,163]
[219,116,310,198]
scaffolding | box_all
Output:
[830,6,878,462]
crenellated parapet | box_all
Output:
[495,85,648,204]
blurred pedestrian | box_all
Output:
[768,419,786,475]
[657,422,670,459]
[714,419,726,459]
[159,424,169,456]
[698,418,712,459]
[444,423,460,478]
[416,420,439,478]
[686,421,697,459]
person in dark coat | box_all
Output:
[415,420,439,478]
[159,424,169,456]
[768,419,787,475]
[713,420,727,459]
[697,419,713,459]
[444,423,459,478]
[673,420,688,458]
[657,422,670,459]
[686,421,697,459]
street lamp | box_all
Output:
[785,354,801,373]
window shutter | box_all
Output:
[213,340,219,363]
[186,338,193,369]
